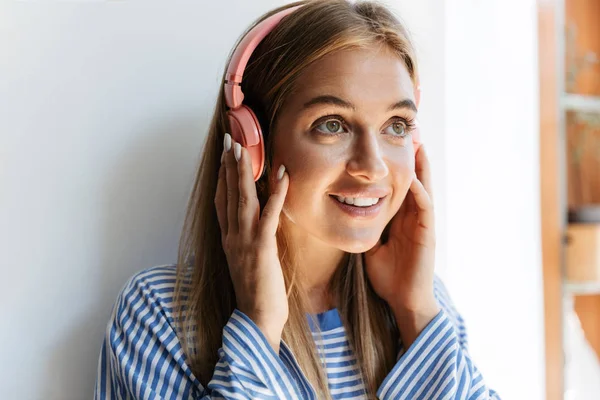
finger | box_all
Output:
[258,165,289,239]
[410,176,434,229]
[402,176,416,211]
[224,133,240,234]
[214,160,228,237]
[236,144,260,238]
[415,145,433,200]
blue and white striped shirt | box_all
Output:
[94,265,500,399]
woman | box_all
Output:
[94,1,500,399]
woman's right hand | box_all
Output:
[215,133,290,352]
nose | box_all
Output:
[346,131,389,182]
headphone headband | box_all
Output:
[224,6,302,110]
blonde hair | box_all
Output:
[173,1,418,397]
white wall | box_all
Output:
[444,0,545,398]
[0,0,542,399]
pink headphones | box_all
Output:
[224,5,421,182]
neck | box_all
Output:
[283,219,349,314]
[302,250,348,313]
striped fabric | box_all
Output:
[94,265,500,399]
[310,309,366,398]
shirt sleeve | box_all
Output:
[93,268,315,400]
[205,309,315,399]
[376,277,501,400]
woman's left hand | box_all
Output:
[365,146,440,346]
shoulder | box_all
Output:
[112,264,180,328]
[100,264,203,397]
[120,263,179,293]
[433,275,468,346]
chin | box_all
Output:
[333,232,383,254]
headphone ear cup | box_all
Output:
[227,106,265,181]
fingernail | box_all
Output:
[233,142,241,161]
[224,133,232,152]
[277,165,286,180]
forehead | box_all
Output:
[288,47,415,108]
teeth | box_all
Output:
[335,196,380,207]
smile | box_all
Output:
[329,195,386,218]
[333,196,381,207]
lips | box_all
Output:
[332,195,381,207]
[329,194,386,218]
[328,188,390,199]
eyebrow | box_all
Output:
[303,95,355,110]
[302,95,417,112]
[387,99,418,113]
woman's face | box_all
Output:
[271,46,417,253]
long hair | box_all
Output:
[172,1,419,397]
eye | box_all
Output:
[315,118,346,135]
[383,119,412,138]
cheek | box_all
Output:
[271,140,338,216]
[389,151,416,207]
[392,155,415,180]
[272,135,340,189]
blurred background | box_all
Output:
[1,0,597,399]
